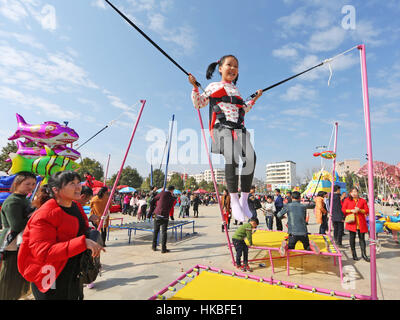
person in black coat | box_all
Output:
[331,185,344,246]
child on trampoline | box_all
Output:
[189,55,263,223]
[276,191,320,256]
[231,217,259,272]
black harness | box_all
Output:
[208,96,246,130]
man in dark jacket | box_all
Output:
[277,191,319,255]
[248,186,262,220]
[151,185,175,253]
[274,189,284,231]
[331,185,344,246]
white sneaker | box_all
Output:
[239,192,253,219]
[230,193,246,222]
[279,240,287,256]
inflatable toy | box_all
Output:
[8,146,79,184]
[8,113,79,147]
[14,140,80,161]
[313,151,336,159]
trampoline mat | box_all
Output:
[245,230,337,254]
[169,271,339,300]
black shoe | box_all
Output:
[352,252,360,261]
[161,249,170,253]
[152,247,157,251]
[362,253,370,262]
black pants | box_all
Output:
[319,214,328,234]
[152,217,169,250]
[333,221,344,245]
[193,206,199,217]
[287,234,311,250]
[32,256,82,300]
[101,229,107,246]
[349,230,367,253]
[213,127,256,194]
[232,238,248,266]
[274,211,283,231]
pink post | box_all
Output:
[98,100,146,231]
[328,122,338,236]
[196,109,236,266]
[358,44,377,300]
[104,154,111,185]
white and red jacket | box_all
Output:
[191,81,255,124]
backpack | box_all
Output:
[80,229,102,284]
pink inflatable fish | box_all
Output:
[15,140,81,161]
[8,114,79,146]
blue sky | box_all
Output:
[0,0,399,182]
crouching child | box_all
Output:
[231,218,259,272]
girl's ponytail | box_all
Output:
[206,61,219,80]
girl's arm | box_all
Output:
[189,74,210,110]
[243,89,262,113]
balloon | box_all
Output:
[313,151,336,159]
[13,140,81,161]
[8,146,79,184]
[8,113,79,147]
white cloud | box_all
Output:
[280,84,318,101]
[308,26,346,52]
[272,45,298,59]
[0,0,28,22]
[0,85,79,119]
[0,45,98,92]
[0,29,44,49]
[0,0,57,31]
[91,0,106,9]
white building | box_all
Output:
[203,169,226,185]
[189,173,205,184]
[266,161,296,190]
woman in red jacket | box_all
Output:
[17,171,104,300]
[342,187,370,262]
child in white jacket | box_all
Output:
[263,195,276,230]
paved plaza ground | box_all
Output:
[74,203,399,300]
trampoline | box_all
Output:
[107,219,195,244]
[149,265,371,300]
[240,230,343,281]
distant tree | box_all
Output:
[184,176,198,191]
[77,157,104,181]
[108,166,143,189]
[168,173,184,191]
[198,180,208,190]
[0,141,17,173]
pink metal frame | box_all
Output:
[97,100,146,230]
[242,229,343,281]
[358,44,377,300]
[328,122,338,235]
[149,264,371,300]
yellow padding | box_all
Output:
[384,222,400,231]
[169,271,339,300]
[245,230,335,253]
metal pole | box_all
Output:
[358,44,377,300]
[163,115,175,191]
[104,154,111,185]
[98,100,146,231]
[196,109,236,266]
[328,122,338,236]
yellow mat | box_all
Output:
[169,271,339,300]
[245,230,337,254]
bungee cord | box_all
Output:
[76,101,140,151]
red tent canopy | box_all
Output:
[194,189,208,194]
[117,185,129,190]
